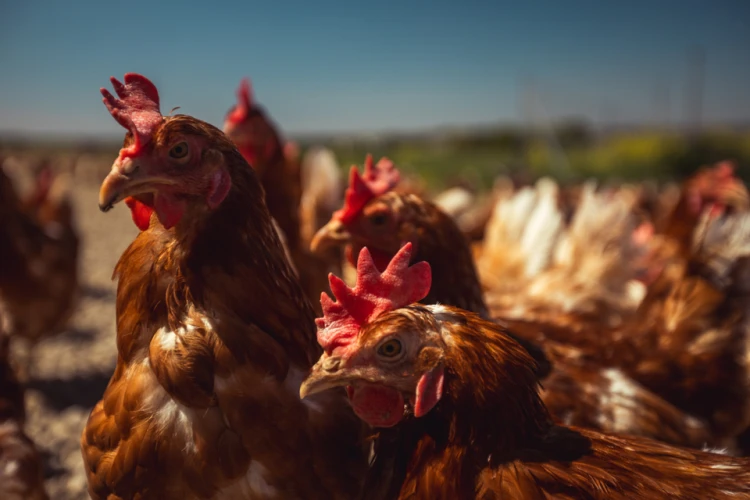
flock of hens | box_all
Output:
[1,72,750,499]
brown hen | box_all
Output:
[80,73,368,499]
[0,161,79,374]
[611,209,750,449]
[301,248,750,499]
[481,168,750,449]
[222,78,341,314]
[634,160,749,288]
[475,163,750,450]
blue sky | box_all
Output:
[1,0,748,137]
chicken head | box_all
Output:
[222,77,283,172]
[311,154,406,270]
[98,73,232,231]
[301,243,446,427]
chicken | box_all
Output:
[659,161,748,248]
[470,162,750,450]
[223,78,301,244]
[20,160,77,241]
[300,246,750,499]
[611,209,750,449]
[223,77,335,314]
[635,160,749,288]
[0,315,49,500]
[311,155,488,313]
[472,161,747,343]
[19,160,54,214]
[479,178,647,329]
[81,73,368,499]
[0,161,79,374]
[310,157,713,448]
[482,170,750,448]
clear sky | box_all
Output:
[1,0,748,138]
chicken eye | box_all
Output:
[377,339,403,358]
[169,142,189,159]
[369,212,389,226]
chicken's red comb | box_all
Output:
[316,242,431,355]
[101,73,162,158]
[333,155,400,224]
[227,77,253,124]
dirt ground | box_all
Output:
[7,157,139,499]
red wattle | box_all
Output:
[125,197,153,231]
[413,366,445,418]
[154,193,186,230]
[207,167,232,209]
[349,384,404,428]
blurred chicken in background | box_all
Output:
[0,158,80,377]
[0,312,48,500]
[223,78,346,313]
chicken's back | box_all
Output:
[540,359,714,449]
[0,164,79,347]
[469,426,750,500]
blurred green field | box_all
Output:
[308,125,750,192]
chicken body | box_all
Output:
[303,304,750,499]
[81,75,367,499]
[0,164,79,368]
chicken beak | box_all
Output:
[310,219,352,254]
[300,355,352,399]
[98,156,171,212]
